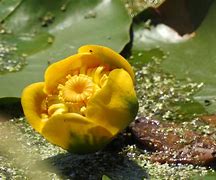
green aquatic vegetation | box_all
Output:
[0,42,27,74]
[122,0,165,16]
[0,118,63,179]
[133,55,205,121]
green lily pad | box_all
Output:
[0,0,23,22]
[192,172,216,180]
[162,2,216,114]
[133,1,216,114]
[0,0,131,98]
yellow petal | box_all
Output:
[21,82,47,132]
[45,45,135,94]
[41,113,113,153]
[44,53,102,94]
[78,45,135,82]
[85,69,138,135]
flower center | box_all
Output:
[45,66,109,117]
[58,74,94,103]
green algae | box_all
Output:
[122,0,165,16]
[0,118,62,179]
[0,42,26,74]
[0,31,53,74]
[133,55,206,121]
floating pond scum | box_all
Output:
[0,0,216,179]
[0,42,27,74]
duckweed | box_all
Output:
[0,42,27,74]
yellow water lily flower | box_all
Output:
[21,45,138,154]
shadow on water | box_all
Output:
[44,133,148,180]
[0,98,23,122]
[45,151,148,180]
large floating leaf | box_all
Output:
[0,0,23,22]
[161,2,216,113]
[0,0,131,98]
[133,1,216,114]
